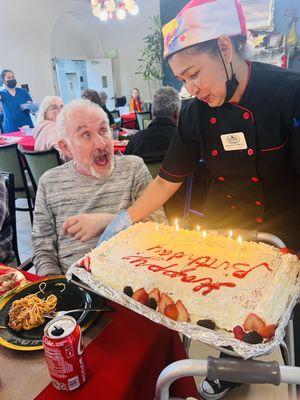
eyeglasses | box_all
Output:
[47,104,63,111]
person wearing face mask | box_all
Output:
[77,1,300,397]
[0,69,35,133]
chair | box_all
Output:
[18,146,61,193]
[143,102,152,112]
[0,143,34,224]
[183,161,211,228]
[135,111,152,130]
[142,119,152,129]
[145,161,161,179]
[111,109,120,119]
[1,172,21,265]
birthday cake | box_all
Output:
[87,222,300,336]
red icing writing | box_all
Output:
[121,244,273,296]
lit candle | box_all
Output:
[202,230,207,240]
[237,235,243,258]
[156,223,159,231]
[175,218,179,232]
[228,229,233,238]
[196,225,201,232]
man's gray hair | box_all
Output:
[152,86,181,119]
[56,99,108,139]
[98,91,108,106]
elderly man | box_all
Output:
[32,99,166,276]
[125,86,181,162]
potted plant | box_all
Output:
[136,15,164,99]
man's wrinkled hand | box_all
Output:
[63,213,114,243]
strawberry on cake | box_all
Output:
[85,222,300,342]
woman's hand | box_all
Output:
[63,213,115,243]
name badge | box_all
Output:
[220,132,247,151]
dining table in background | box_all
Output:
[121,112,138,130]
[0,270,199,400]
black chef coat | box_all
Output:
[159,62,300,248]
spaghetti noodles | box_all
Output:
[8,293,57,331]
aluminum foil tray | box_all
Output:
[67,261,300,359]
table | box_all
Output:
[0,271,199,400]
[121,113,138,130]
[1,131,35,150]
[1,132,129,154]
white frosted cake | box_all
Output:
[88,222,300,331]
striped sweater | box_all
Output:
[32,155,166,275]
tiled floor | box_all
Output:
[14,207,293,400]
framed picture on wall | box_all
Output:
[241,0,275,31]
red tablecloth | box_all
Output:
[2,131,35,150]
[121,113,138,129]
[21,272,199,400]
[2,132,126,154]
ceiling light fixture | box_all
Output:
[91,0,139,21]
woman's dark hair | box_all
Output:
[1,69,13,83]
[168,35,246,61]
[82,88,101,106]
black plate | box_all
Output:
[0,275,105,351]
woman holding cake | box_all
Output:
[96,0,300,251]
[65,0,300,390]
[83,0,300,397]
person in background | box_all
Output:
[0,174,15,265]
[125,86,180,162]
[32,99,166,276]
[32,96,67,161]
[98,91,116,128]
[0,69,36,133]
[129,87,143,112]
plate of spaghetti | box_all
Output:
[0,275,105,350]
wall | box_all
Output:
[0,0,161,104]
[95,0,161,102]
[0,0,104,102]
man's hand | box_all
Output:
[63,213,114,243]
[97,210,132,245]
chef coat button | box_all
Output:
[210,117,217,124]
[212,149,218,156]
[226,194,232,199]
[251,176,259,183]
[255,201,262,206]
[243,112,250,120]
[218,176,225,181]
[256,217,263,223]
[231,204,237,209]
[248,148,254,156]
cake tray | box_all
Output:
[67,262,300,360]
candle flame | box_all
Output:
[196,225,201,232]
[237,235,243,245]
[156,224,159,231]
[202,230,207,239]
[175,218,179,232]
[229,229,233,238]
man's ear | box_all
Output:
[58,139,72,159]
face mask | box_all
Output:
[6,79,17,89]
[218,49,239,103]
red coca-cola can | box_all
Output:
[43,315,87,391]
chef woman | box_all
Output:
[64,2,300,395]
[92,0,300,254]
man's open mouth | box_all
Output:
[93,154,108,166]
